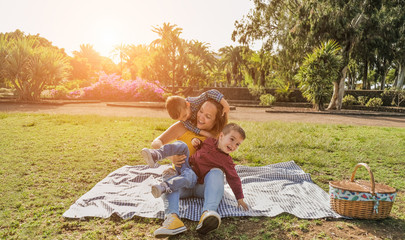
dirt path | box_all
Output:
[0,102,404,127]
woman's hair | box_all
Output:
[205,99,228,137]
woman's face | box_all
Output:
[196,101,218,131]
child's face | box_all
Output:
[217,130,244,154]
[177,103,191,121]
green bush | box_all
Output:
[248,85,266,100]
[357,96,368,106]
[275,82,292,101]
[259,94,276,106]
[366,97,383,107]
[342,95,358,106]
[295,40,342,111]
[383,88,405,107]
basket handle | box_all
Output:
[350,163,375,194]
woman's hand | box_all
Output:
[169,155,187,167]
[237,199,249,211]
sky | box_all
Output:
[0,0,260,59]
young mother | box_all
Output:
[151,99,228,237]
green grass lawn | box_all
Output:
[1,113,404,239]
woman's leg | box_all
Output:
[155,186,193,238]
[193,168,224,234]
[194,168,224,212]
[162,186,195,215]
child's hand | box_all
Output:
[191,138,202,148]
[237,199,249,211]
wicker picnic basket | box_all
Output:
[329,163,396,219]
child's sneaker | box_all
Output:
[141,148,162,168]
[151,182,171,198]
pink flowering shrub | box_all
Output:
[67,90,82,99]
[70,73,164,101]
[41,86,69,99]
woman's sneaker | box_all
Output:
[196,210,221,234]
[141,148,162,168]
[154,213,187,238]
[151,182,171,198]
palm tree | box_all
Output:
[148,23,187,93]
[0,35,10,86]
[3,37,68,101]
[186,40,217,88]
[111,43,128,77]
[151,23,183,48]
[73,44,102,77]
[124,44,149,79]
[218,46,245,86]
[295,40,342,111]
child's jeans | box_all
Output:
[156,141,197,192]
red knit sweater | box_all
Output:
[190,137,244,200]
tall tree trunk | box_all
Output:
[172,57,176,94]
[362,59,368,89]
[336,66,347,110]
[380,58,388,90]
[328,81,339,110]
[327,65,348,110]
[226,72,231,86]
[396,62,405,88]
[260,70,265,87]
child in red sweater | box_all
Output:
[142,123,248,235]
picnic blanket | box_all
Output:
[63,161,341,221]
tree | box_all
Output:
[295,40,342,111]
[390,1,405,89]
[72,44,102,81]
[218,46,246,86]
[0,35,9,86]
[186,40,217,88]
[143,23,187,94]
[111,43,127,76]
[69,55,91,81]
[124,44,150,79]
[232,0,384,110]
[1,37,69,101]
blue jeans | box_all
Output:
[155,141,197,192]
[162,168,225,216]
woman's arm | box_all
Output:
[151,121,187,148]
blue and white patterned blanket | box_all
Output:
[63,161,341,221]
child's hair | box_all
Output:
[165,96,187,119]
[222,123,246,140]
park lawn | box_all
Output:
[0,113,404,239]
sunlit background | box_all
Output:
[0,0,259,59]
